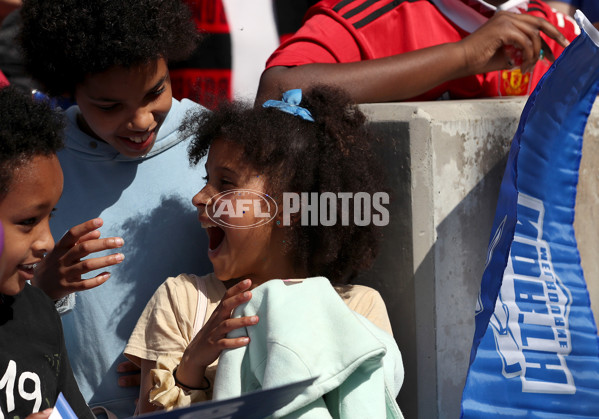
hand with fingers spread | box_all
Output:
[458,11,570,76]
[174,279,259,390]
[32,218,125,300]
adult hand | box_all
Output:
[32,218,124,300]
[459,11,569,75]
[176,279,258,389]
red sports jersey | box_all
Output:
[265,0,579,100]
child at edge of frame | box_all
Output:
[0,86,95,419]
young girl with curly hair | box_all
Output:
[125,86,404,417]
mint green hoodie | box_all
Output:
[213,277,404,418]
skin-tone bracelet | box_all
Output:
[173,365,211,391]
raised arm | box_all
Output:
[256,11,569,104]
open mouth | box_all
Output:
[120,129,156,151]
[18,263,37,278]
[202,223,225,251]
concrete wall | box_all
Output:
[354,98,599,419]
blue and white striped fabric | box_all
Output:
[48,393,77,419]
[461,11,599,418]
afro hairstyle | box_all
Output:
[183,85,386,284]
[0,86,64,197]
[19,0,200,96]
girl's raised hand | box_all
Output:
[175,279,258,390]
[32,218,124,300]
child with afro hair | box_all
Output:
[0,86,94,419]
[19,0,213,416]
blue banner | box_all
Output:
[461,12,599,418]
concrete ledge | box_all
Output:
[356,98,599,419]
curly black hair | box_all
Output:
[19,0,200,96]
[183,85,386,284]
[0,86,65,197]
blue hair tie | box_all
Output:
[262,89,314,122]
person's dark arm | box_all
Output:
[256,11,569,104]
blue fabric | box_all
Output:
[51,98,212,418]
[262,89,315,122]
[461,13,599,418]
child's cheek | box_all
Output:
[208,189,276,229]
[207,196,255,227]
[229,196,259,227]
[0,223,10,285]
[0,254,6,285]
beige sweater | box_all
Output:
[124,273,394,409]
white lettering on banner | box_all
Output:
[489,193,575,394]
